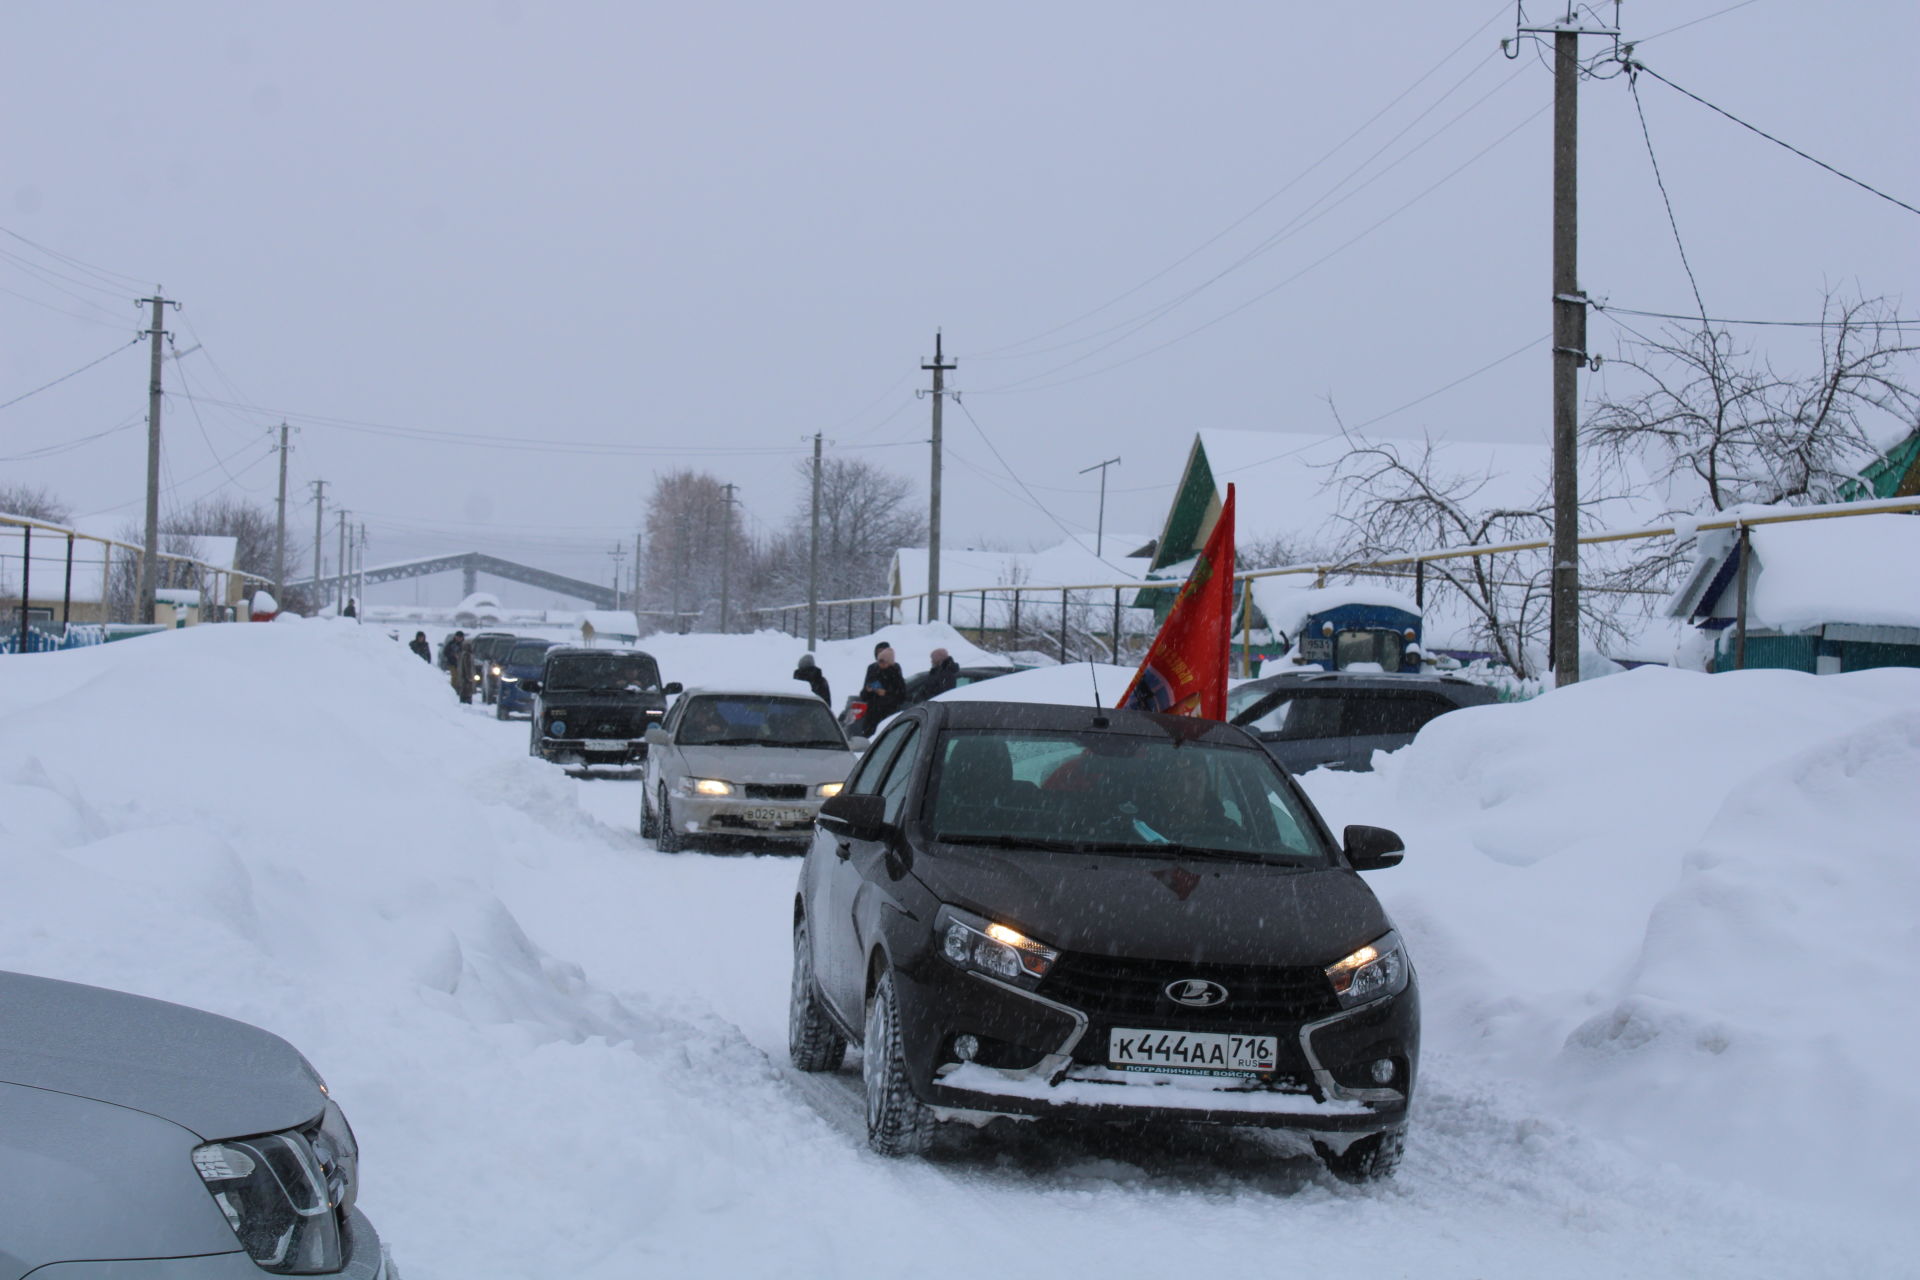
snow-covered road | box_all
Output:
[3,621,1913,1278]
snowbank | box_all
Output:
[1298,664,1920,1219]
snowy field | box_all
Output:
[2,621,1915,1277]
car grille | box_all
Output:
[1041,952,1342,1024]
[744,783,808,801]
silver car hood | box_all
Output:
[675,743,856,785]
[0,969,325,1139]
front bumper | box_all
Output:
[27,1208,392,1278]
[671,793,821,840]
[898,960,1417,1134]
[536,736,647,764]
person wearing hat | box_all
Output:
[858,642,907,731]
[793,653,831,705]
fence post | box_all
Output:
[916,594,924,625]
[1112,588,1121,662]
[19,524,31,653]
[1734,523,1751,671]
[1059,588,1069,662]
[979,590,987,642]
[1241,577,1254,678]
[1011,588,1021,648]
[869,600,877,634]
[62,533,74,629]
[1415,558,1426,610]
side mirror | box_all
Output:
[663,681,684,695]
[819,792,887,842]
[846,736,870,753]
[1343,824,1405,871]
[644,727,670,747]
[520,679,542,694]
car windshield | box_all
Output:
[507,642,553,666]
[543,652,661,693]
[677,696,846,748]
[1336,629,1405,671]
[927,728,1333,865]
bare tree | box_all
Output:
[169,495,281,582]
[761,456,928,605]
[1328,434,1632,679]
[639,470,748,632]
[1584,295,1920,512]
[0,482,72,524]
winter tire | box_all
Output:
[789,919,847,1073]
[640,788,658,839]
[495,699,509,721]
[863,969,935,1157]
[654,786,686,853]
[1315,1129,1404,1184]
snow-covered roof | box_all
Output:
[1670,510,1920,633]
[889,540,1157,630]
[1248,579,1421,638]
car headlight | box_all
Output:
[490,664,502,675]
[500,674,519,683]
[815,781,844,798]
[192,1099,359,1274]
[680,777,733,797]
[936,904,1057,984]
[1324,930,1409,1008]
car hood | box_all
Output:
[0,970,325,1140]
[674,744,855,784]
[908,842,1391,967]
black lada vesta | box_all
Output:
[791,700,1417,1180]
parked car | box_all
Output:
[838,663,1021,732]
[1226,669,1500,773]
[0,968,394,1277]
[790,698,1416,1181]
[469,631,518,704]
[642,689,866,852]
[494,637,559,720]
[523,646,680,767]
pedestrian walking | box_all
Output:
[793,653,831,705]
[409,631,432,663]
[922,647,960,700]
[445,631,476,703]
[858,642,907,731]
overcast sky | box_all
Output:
[5,1,1916,608]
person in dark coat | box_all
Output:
[446,631,476,703]
[922,647,960,700]
[793,653,831,705]
[409,631,432,662]
[858,642,907,731]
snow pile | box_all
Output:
[1299,664,1920,1219]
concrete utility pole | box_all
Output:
[1522,3,1612,686]
[273,423,291,595]
[633,532,643,613]
[136,292,179,624]
[807,431,822,648]
[608,543,628,611]
[357,523,367,611]
[1079,456,1122,557]
[308,479,328,608]
[335,510,350,612]
[922,331,956,622]
[718,482,738,633]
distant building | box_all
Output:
[1666,510,1920,673]
[1836,426,1920,502]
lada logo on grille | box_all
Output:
[1165,979,1229,1008]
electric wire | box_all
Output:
[1628,60,1920,219]
[962,0,1515,362]
[0,282,132,330]
[1593,301,1920,329]
[0,338,140,412]
[0,226,150,290]
[972,102,1551,397]
[0,412,144,463]
[974,52,1531,382]
[1633,0,1767,45]
[1625,62,1709,323]
[952,395,1135,576]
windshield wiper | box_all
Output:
[934,832,1119,853]
[1151,844,1314,866]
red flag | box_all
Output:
[1121,483,1235,719]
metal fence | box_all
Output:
[756,496,1920,672]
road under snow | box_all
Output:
[2,621,1914,1278]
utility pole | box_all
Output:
[136,292,179,624]
[718,482,738,633]
[807,431,822,648]
[308,480,327,610]
[608,543,628,611]
[1079,456,1122,557]
[922,331,956,622]
[357,523,367,612]
[1519,3,1613,686]
[272,423,291,596]
[633,532,643,616]
[335,510,350,613]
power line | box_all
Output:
[952,396,1137,578]
[0,226,150,290]
[1625,62,1708,323]
[1592,301,1920,329]
[0,338,140,411]
[0,281,132,330]
[973,101,1550,396]
[1627,59,1920,219]
[0,412,144,462]
[962,0,1514,363]
[1633,0,1767,45]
